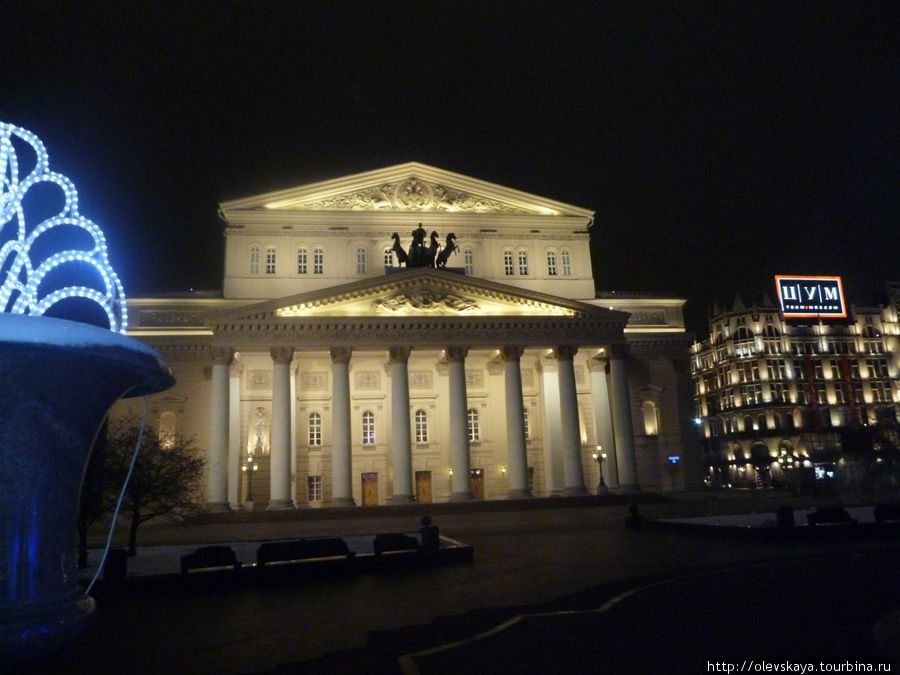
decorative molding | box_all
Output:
[465,370,484,388]
[373,289,479,314]
[409,371,433,389]
[628,310,667,326]
[247,369,272,390]
[354,371,381,390]
[301,372,328,391]
[138,310,208,328]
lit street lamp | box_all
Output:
[242,456,259,504]
[592,446,608,494]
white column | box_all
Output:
[389,346,414,503]
[502,346,530,498]
[206,348,233,511]
[268,347,295,510]
[555,346,587,496]
[590,357,619,490]
[447,346,473,501]
[609,344,640,492]
[330,347,355,507]
[539,357,565,496]
[227,360,242,509]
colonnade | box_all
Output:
[205,343,640,510]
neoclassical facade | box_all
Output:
[119,163,698,509]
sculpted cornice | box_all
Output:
[626,332,694,357]
[136,341,215,363]
[208,316,626,350]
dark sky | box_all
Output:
[2,1,897,335]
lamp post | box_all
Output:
[242,455,259,506]
[592,446,608,494]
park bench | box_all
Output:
[180,545,242,575]
[256,537,355,569]
[873,503,900,524]
[806,506,856,526]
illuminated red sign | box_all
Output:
[775,275,847,318]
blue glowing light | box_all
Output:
[1,122,127,332]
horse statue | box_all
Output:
[390,232,408,266]
[435,233,459,268]
[424,231,439,268]
[408,223,428,267]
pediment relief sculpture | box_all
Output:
[373,288,479,314]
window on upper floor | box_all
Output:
[308,412,322,447]
[517,250,529,276]
[762,325,781,354]
[463,248,474,275]
[467,408,481,442]
[503,250,514,275]
[362,410,375,445]
[415,409,429,444]
[384,247,394,268]
[561,248,572,276]
[265,246,276,275]
[862,326,884,354]
[547,250,558,276]
[313,247,324,274]
[356,247,367,275]
[733,327,755,357]
[297,247,308,274]
[249,245,260,274]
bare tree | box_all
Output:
[103,415,205,555]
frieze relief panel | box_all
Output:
[466,370,484,389]
[299,176,533,214]
[628,310,667,326]
[301,372,328,391]
[409,371,433,390]
[247,370,272,391]
[354,371,381,390]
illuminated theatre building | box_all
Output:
[691,278,900,490]
[120,164,698,510]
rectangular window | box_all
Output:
[250,246,260,274]
[464,249,474,275]
[265,247,276,275]
[517,250,528,275]
[362,411,375,446]
[356,247,367,275]
[547,252,557,276]
[561,249,572,276]
[308,475,322,502]
[503,251,514,275]
[415,410,429,444]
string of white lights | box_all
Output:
[1,121,127,331]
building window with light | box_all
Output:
[415,409,429,444]
[561,248,572,276]
[265,246,277,274]
[467,408,480,442]
[356,246,367,275]
[517,250,529,276]
[503,250,514,276]
[308,412,322,447]
[308,475,322,503]
[362,410,375,446]
[249,245,260,274]
[641,401,659,436]
[862,326,883,354]
[464,248,474,275]
[297,247,308,274]
[763,325,781,354]
[158,411,177,449]
[733,327,755,357]
[313,247,324,274]
[546,250,557,276]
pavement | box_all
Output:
[33,492,900,674]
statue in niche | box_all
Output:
[390,224,460,269]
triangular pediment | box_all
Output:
[215,269,625,323]
[220,162,593,218]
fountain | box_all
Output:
[0,122,174,666]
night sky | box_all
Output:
[2,1,897,336]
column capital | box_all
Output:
[388,346,411,363]
[609,343,630,359]
[552,345,578,361]
[445,346,469,363]
[500,345,524,362]
[270,346,294,365]
[211,347,235,366]
[330,347,353,364]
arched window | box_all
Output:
[313,247,324,274]
[733,327,755,357]
[503,250,514,276]
[265,246,277,275]
[384,247,394,268]
[546,250,558,276]
[463,248,474,275]
[467,408,480,442]
[561,248,572,276]
[249,245,260,274]
[641,401,659,436]
[158,411,177,449]
[356,246,367,275]
[297,247,308,274]
[517,249,529,276]
[362,410,375,445]
[308,412,322,447]
[414,409,429,443]
[862,326,883,354]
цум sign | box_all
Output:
[775,275,846,319]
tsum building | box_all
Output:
[691,280,900,490]
[118,163,698,510]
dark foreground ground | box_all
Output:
[36,492,900,674]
